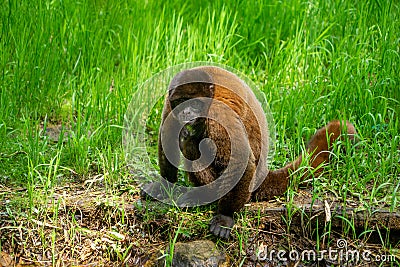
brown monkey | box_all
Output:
[157,66,356,239]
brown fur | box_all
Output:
[158,66,356,238]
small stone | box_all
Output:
[157,240,228,267]
[0,252,14,267]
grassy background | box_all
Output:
[1,0,399,265]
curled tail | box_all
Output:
[252,120,356,201]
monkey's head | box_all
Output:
[168,69,214,138]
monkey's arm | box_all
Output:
[158,132,179,183]
[158,102,181,183]
[252,120,356,201]
[141,103,181,201]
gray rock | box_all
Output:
[158,240,228,267]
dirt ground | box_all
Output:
[1,183,399,266]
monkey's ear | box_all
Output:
[208,84,215,98]
[168,86,176,97]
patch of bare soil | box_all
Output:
[1,184,399,266]
[0,184,164,266]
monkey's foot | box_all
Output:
[209,214,234,239]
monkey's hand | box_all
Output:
[140,181,179,201]
[140,182,161,200]
[210,214,234,239]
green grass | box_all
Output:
[1,0,399,265]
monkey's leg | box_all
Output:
[210,156,256,239]
[175,167,216,206]
[251,168,291,201]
